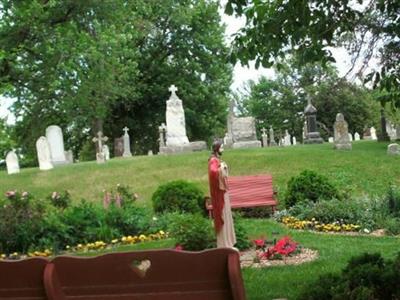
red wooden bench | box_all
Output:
[44,248,246,300]
[0,257,48,299]
[206,174,278,216]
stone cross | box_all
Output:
[261,128,267,136]
[122,126,132,157]
[158,123,167,147]
[168,84,178,97]
[92,131,108,153]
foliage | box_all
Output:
[225,0,399,108]
[48,191,71,210]
[258,236,300,260]
[240,62,377,142]
[169,213,215,251]
[233,213,251,250]
[0,191,46,253]
[383,218,400,236]
[0,0,232,160]
[385,185,400,217]
[0,118,15,162]
[299,252,400,300]
[103,184,138,209]
[151,180,204,214]
[238,206,273,218]
[284,170,341,208]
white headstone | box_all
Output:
[371,127,377,140]
[292,136,297,145]
[283,130,291,146]
[354,132,360,141]
[5,151,20,174]
[328,137,334,143]
[92,131,108,164]
[165,85,190,146]
[64,150,74,163]
[348,133,353,142]
[45,125,67,165]
[36,136,54,170]
[387,143,400,155]
[148,150,153,156]
[122,126,132,157]
[102,144,110,160]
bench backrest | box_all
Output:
[44,248,246,300]
[0,257,48,299]
[227,174,276,208]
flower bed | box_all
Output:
[281,216,361,232]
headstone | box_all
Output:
[283,130,291,146]
[148,150,153,156]
[386,123,397,141]
[269,126,277,146]
[363,127,371,140]
[354,132,360,141]
[348,133,353,142]
[261,128,268,147]
[370,127,377,140]
[64,150,73,163]
[333,113,352,150]
[396,125,400,140]
[5,151,20,174]
[165,85,189,146]
[158,123,166,151]
[160,85,207,154]
[303,97,323,144]
[45,125,68,165]
[231,116,261,148]
[328,137,334,143]
[92,131,108,164]
[36,136,54,170]
[122,126,132,157]
[114,138,124,157]
[292,136,297,145]
[102,144,110,160]
[387,143,400,155]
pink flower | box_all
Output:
[103,192,111,209]
[174,245,183,251]
[254,239,266,248]
[21,191,29,198]
[51,192,59,200]
[114,193,122,207]
[5,191,16,198]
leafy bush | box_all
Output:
[383,218,400,236]
[169,213,215,251]
[0,191,46,254]
[152,180,204,214]
[103,184,138,208]
[238,207,273,218]
[48,191,71,209]
[385,185,400,217]
[285,170,341,208]
[299,252,400,300]
[233,213,252,250]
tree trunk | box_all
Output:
[379,106,390,141]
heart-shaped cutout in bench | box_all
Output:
[130,259,151,278]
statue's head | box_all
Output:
[212,140,224,156]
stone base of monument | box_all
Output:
[304,132,323,144]
[334,143,352,150]
[232,140,262,149]
[159,141,207,154]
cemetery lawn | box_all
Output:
[0,140,398,205]
[1,141,399,299]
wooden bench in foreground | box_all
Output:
[44,248,246,300]
[0,257,48,299]
[206,174,278,216]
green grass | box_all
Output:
[1,141,400,299]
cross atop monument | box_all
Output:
[92,131,108,152]
[261,128,267,136]
[168,84,178,97]
[123,126,129,135]
[159,123,167,132]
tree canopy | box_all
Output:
[0,0,232,162]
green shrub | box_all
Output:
[284,170,341,208]
[152,180,204,214]
[300,252,400,300]
[385,185,400,217]
[233,214,252,250]
[238,207,273,218]
[0,191,46,254]
[169,213,215,251]
[48,191,71,209]
[384,218,400,235]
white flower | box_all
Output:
[363,228,370,234]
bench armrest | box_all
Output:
[228,252,247,300]
[44,263,67,300]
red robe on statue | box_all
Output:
[208,155,225,233]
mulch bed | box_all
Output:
[240,247,318,268]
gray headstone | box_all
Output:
[122,126,132,157]
[36,136,54,170]
[371,127,377,140]
[333,113,352,150]
[6,151,20,174]
[64,150,74,163]
[387,143,400,155]
[102,144,110,160]
[46,125,68,165]
[354,132,360,141]
[114,138,124,157]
